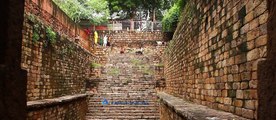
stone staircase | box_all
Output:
[86,49,160,120]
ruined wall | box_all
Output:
[22,0,96,119]
[159,104,184,120]
[25,0,90,50]
[164,0,268,119]
[22,15,94,101]
[27,97,87,120]
[108,31,163,47]
[23,0,95,102]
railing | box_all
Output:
[107,20,162,31]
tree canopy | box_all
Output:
[53,0,110,25]
[162,0,187,32]
[107,0,176,21]
[107,0,142,19]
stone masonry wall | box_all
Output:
[22,15,94,101]
[23,0,95,102]
[25,0,90,51]
[164,0,268,119]
[108,31,163,47]
[27,98,87,120]
[159,102,185,120]
[22,0,96,119]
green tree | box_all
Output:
[162,0,187,32]
[107,0,176,30]
[53,0,110,25]
[107,0,143,30]
[141,0,174,22]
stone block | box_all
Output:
[242,108,254,119]
[244,100,256,110]
[247,49,260,61]
[236,90,244,99]
[259,11,268,25]
[234,99,243,108]
[249,18,259,30]
[246,29,260,41]
[241,82,249,89]
[255,35,267,47]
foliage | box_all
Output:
[28,13,44,43]
[27,13,59,47]
[91,62,102,69]
[26,13,45,45]
[162,0,187,32]
[141,65,153,75]
[108,0,176,21]
[107,0,142,19]
[46,27,57,44]
[107,68,120,75]
[130,59,142,66]
[32,32,40,43]
[53,0,110,25]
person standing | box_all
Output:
[103,35,108,47]
[94,31,98,44]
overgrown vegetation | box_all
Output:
[107,68,120,76]
[53,0,110,25]
[130,59,142,66]
[27,13,58,46]
[91,62,102,69]
[32,23,42,43]
[162,0,187,32]
[46,27,57,44]
[141,65,153,75]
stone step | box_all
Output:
[87,109,159,113]
[88,104,158,106]
[86,111,158,116]
[86,52,159,119]
[86,115,159,119]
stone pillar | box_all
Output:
[258,0,276,119]
[0,0,27,119]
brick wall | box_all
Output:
[164,0,268,119]
[27,98,87,120]
[25,0,90,51]
[22,16,95,101]
[159,103,184,120]
[108,31,163,47]
[22,0,97,119]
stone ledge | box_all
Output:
[157,92,249,120]
[27,94,87,110]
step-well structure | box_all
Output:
[86,48,160,119]
[3,0,276,120]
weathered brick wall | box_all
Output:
[27,98,87,120]
[108,31,163,47]
[22,16,94,101]
[154,45,166,92]
[164,0,268,119]
[25,0,90,51]
[159,103,184,120]
[22,0,96,119]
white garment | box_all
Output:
[103,35,108,47]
